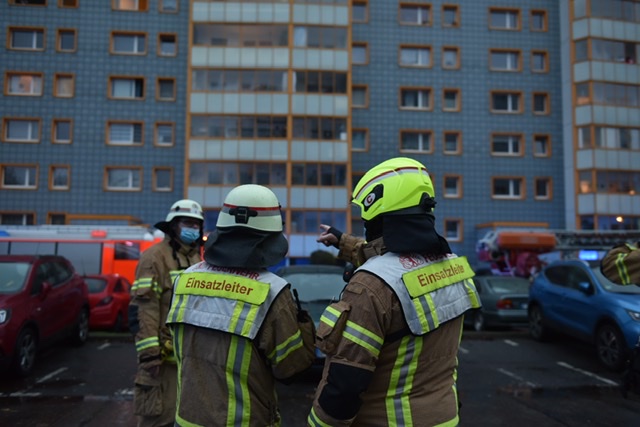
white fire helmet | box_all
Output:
[216,184,283,232]
[165,199,204,223]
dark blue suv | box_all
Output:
[528,259,640,371]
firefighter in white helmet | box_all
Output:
[129,199,204,427]
[311,157,481,426]
[167,184,315,426]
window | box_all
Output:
[5,72,43,96]
[352,0,368,22]
[491,91,522,113]
[492,133,523,156]
[492,177,524,199]
[400,88,432,110]
[442,46,460,69]
[531,50,549,72]
[533,134,550,157]
[105,167,142,191]
[400,130,432,153]
[54,73,74,97]
[533,92,550,115]
[158,34,177,56]
[113,0,148,11]
[153,167,173,191]
[159,0,177,13]
[57,29,76,52]
[53,119,72,144]
[109,77,145,99]
[399,3,431,25]
[534,178,551,200]
[155,122,175,146]
[3,119,40,143]
[111,32,146,55]
[443,131,461,154]
[1,165,38,189]
[47,213,66,224]
[157,78,176,101]
[489,8,520,30]
[444,175,461,198]
[108,122,143,145]
[352,129,368,151]
[352,42,368,65]
[59,0,78,7]
[531,10,547,31]
[352,85,368,108]
[490,49,521,71]
[0,213,35,225]
[399,45,431,67]
[9,0,46,5]
[443,88,461,111]
[442,5,460,27]
[9,27,44,51]
[49,165,70,190]
[444,219,462,242]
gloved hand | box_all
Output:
[317,224,343,249]
[139,356,162,378]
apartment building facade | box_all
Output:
[1,0,639,264]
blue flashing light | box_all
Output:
[579,250,599,261]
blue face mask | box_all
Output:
[179,228,200,244]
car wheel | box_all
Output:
[71,307,90,346]
[12,327,38,378]
[473,311,485,332]
[595,323,628,372]
[113,312,124,332]
[528,304,548,341]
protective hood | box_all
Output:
[204,227,288,269]
[154,220,174,235]
[365,213,451,256]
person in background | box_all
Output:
[600,241,640,287]
[166,184,316,426]
[129,199,204,427]
[311,157,481,426]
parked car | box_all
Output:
[464,275,531,331]
[84,274,132,331]
[528,259,640,371]
[276,264,349,362]
[0,255,90,377]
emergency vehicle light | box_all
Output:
[91,230,108,238]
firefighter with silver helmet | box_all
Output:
[129,199,204,427]
[166,184,316,426]
[311,157,481,426]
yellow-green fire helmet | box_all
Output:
[352,157,435,221]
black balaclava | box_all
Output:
[204,227,288,269]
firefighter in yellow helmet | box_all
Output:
[129,199,204,427]
[311,157,481,426]
[166,184,316,426]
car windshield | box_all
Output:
[84,277,108,293]
[592,267,640,294]
[0,261,31,294]
[485,277,530,293]
[282,272,345,303]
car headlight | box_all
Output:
[627,310,640,322]
[0,309,9,324]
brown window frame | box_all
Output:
[156,77,177,102]
[7,27,45,51]
[52,118,73,144]
[399,129,434,154]
[53,73,75,98]
[352,84,369,109]
[351,128,369,152]
[442,46,461,69]
[442,88,461,112]
[2,117,41,143]
[442,4,460,28]
[443,174,462,199]
[56,28,77,53]
[152,167,174,192]
[49,164,71,191]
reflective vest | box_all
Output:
[357,253,480,335]
[167,262,289,339]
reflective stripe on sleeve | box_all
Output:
[268,330,304,365]
[616,253,632,285]
[342,320,384,357]
[307,407,333,427]
[136,336,160,352]
[386,335,422,426]
[226,335,252,426]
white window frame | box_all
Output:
[492,134,522,156]
[400,88,431,110]
[110,77,144,99]
[9,27,44,50]
[400,131,432,153]
[7,73,43,96]
[399,4,431,26]
[2,165,37,189]
[4,119,40,142]
[490,9,520,30]
[105,167,141,191]
[112,32,146,55]
[400,46,431,67]
[490,50,520,71]
[108,122,143,145]
[491,92,521,113]
[493,178,523,199]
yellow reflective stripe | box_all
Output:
[227,335,252,426]
[175,413,205,427]
[268,330,304,364]
[307,407,332,427]
[616,253,631,285]
[131,277,153,291]
[230,301,245,332]
[433,415,460,427]
[402,256,474,298]
[463,278,482,308]
[342,320,384,357]
[386,335,422,426]
[168,294,188,323]
[175,272,269,304]
[319,306,340,328]
[136,336,159,352]
[241,304,259,337]
[170,270,182,282]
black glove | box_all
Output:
[327,227,343,249]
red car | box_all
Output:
[84,274,132,331]
[0,255,90,377]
